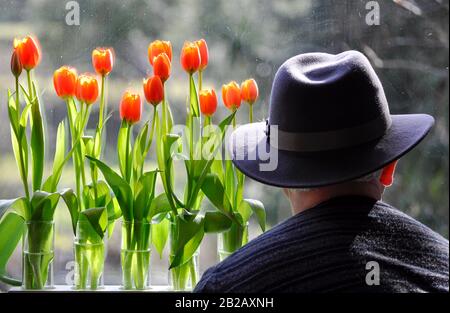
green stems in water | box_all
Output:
[74,241,105,290]
[23,221,54,289]
[169,216,199,291]
[121,221,151,290]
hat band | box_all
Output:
[268,114,392,152]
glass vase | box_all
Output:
[73,221,106,290]
[121,220,152,290]
[22,221,54,290]
[218,222,248,261]
[169,219,200,291]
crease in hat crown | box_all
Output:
[267,50,392,152]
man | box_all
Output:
[195,51,449,293]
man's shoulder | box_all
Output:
[195,197,449,293]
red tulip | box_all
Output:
[10,50,22,77]
[92,47,114,76]
[195,39,209,71]
[241,79,259,104]
[120,91,142,124]
[380,160,398,187]
[153,53,171,82]
[143,75,164,106]
[54,66,78,99]
[222,81,241,111]
[76,73,99,105]
[199,89,217,117]
[180,42,201,74]
[13,35,41,71]
[148,40,172,66]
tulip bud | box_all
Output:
[10,50,22,77]
[13,35,41,71]
[222,81,241,111]
[195,39,209,71]
[241,79,259,105]
[53,66,78,99]
[76,73,99,105]
[143,75,164,106]
[199,89,217,117]
[180,42,201,74]
[120,91,142,124]
[92,47,114,76]
[148,40,172,66]
[153,53,171,83]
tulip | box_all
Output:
[92,47,114,76]
[222,81,241,111]
[53,66,78,99]
[241,79,259,105]
[120,91,142,124]
[153,53,171,83]
[180,42,201,74]
[143,75,164,106]
[13,35,41,71]
[76,73,99,105]
[148,40,172,66]
[380,160,398,187]
[10,50,22,78]
[199,89,217,117]
[195,39,209,71]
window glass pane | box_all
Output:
[0,0,448,288]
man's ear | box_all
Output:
[380,160,398,187]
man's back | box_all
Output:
[195,196,449,293]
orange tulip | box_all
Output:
[120,91,142,124]
[199,89,217,117]
[53,66,78,99]
[92,47,114,76]
[76,73,99,105]
[180,42,201,74]
[241,79,259,104]
[153,53,171,82]
[13,35,41,70]
[11,50,22,77]
[148,40,172,66]
[222,81,241,110]
[143,75,164,106]
[195,39,209,71]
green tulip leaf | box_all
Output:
[87,156,133,221]
[239,199,266,232]
[0,212,25,286]
[151,213,170,258]
[204,211,232,233]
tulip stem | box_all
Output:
[125,122,132,184]
[144,105,157,157]
[15,76,30,201]
[98,75,106,130]
[198,70,203,92]
[249,104,253,123]
[15,76,20,117]
[26,70,33,99]
[66,99,82,212]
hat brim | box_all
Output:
[228,114,434,188]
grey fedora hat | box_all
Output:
[228,51,435,188]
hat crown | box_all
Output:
[269,51,390,133]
